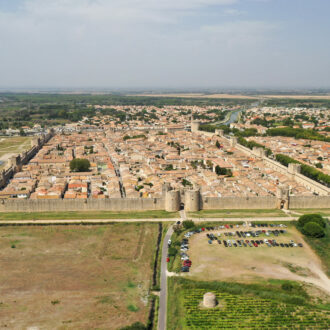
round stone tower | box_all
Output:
[230,136,237,147]
[184,189,200,212]
[203,292,217,308]
[165,190,181,212]
[191,121,200,133]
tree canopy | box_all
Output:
[69,158,90,172]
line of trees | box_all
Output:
[275,154,330,187]
[266,127,330,142]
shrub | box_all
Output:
[183,220,195,229]
[298,214,326,228]
[121,322,146,330]
[281,283,294,291]
[302,222,325,238]
[168,247,178,256]
[69,158,90,172]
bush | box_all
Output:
[183,220,195,229]
[168,247,178,257]
[121,322,146,330]
[281,282,294,291]
[302,222,325,238]
[298,214,326,228]
[69,158,90,172]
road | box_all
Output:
[158,224,174,330]
[0,216,298,226]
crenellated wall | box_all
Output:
[0,129,55,190]
[0,197,164,212]
[202,196,278,210]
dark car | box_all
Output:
[224,240,228,247]
[181,266,190,272]
[285,244,289,248]
[298,243,303,247]
[280,243,284,247]
[218,240,222,244]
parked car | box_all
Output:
[181,266,189,272]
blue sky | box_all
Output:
[0,0,329,89]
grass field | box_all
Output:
[0,136,32,168]
[0,223,159,329]
[0,210,179,220]
[167,278,330,329]
[293,209,330,216]
[187,209,287,218]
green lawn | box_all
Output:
[0,210,179,221]
[188,209,287,218]
[292,209,330,216]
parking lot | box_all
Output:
[182,222,326,287]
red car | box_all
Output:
[201,227,205,231]
[166,257,170,262]
[183,260,192,267]
[225,224,229,229]
[253,243,258,247]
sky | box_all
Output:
[0,0,329,90]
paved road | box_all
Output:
[158,225,173,330]
[0,216,300,226]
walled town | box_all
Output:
[1,104,329,204]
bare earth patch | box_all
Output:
[187,226,330,294]
[0,223,158,329]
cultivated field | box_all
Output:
[0,136,32,169]
[187,225,330,294]
[0,223,159,329]
[167,278,330,329]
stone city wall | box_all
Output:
[0,197,165,212]
[202,196,278,210]
[289,196,330,209]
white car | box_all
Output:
[168,239,172,245]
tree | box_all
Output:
[298,214,326,228]
[315,162,323,169]
[215,165,227,176]
[183,220,195,229]
[302,222,325,238]
[69,158,90,172]
[216,140,220,148]
[19,128,26,136]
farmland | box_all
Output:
[167,278,330,329]
[0,223,160,329]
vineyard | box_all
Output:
[183,289,330,329]
[167,278,330,330]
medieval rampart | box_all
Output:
[0,198,164,212]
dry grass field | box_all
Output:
[187,226,330,294]
[0,223,159,329]
[0,136,32,169]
